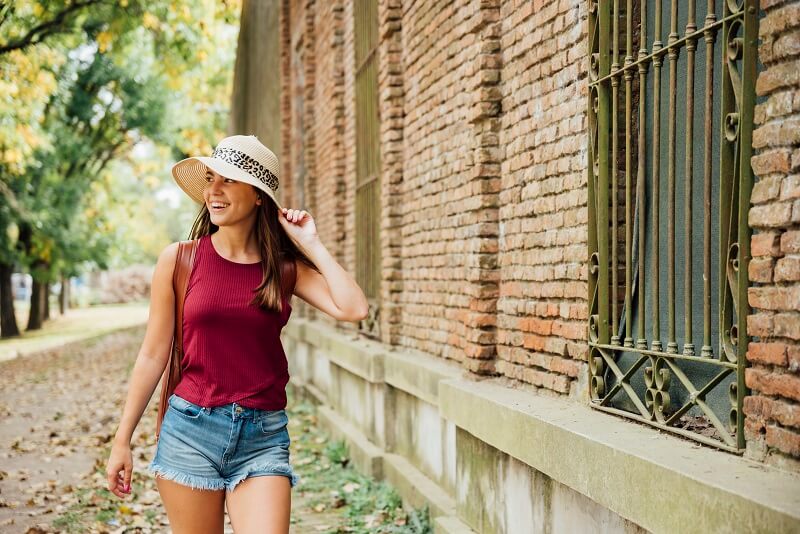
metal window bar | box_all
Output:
[587,0,756,452]
[355,0,381,338]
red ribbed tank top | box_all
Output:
[172,233,296,409]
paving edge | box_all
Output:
[433,516,478,534]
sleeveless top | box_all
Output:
[172,233,296,409]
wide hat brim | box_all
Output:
[171,156,282,210]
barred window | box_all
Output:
[355,0,381,338]
[587,0,757,451]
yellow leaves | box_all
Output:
[143,175,160,189]
[16,124,43,149]
[32,3,44,18]
[223,0,243,13]
[0,45,64,172]
[36,70,57,93]
[30,236,54,263]
[142,12,160,30]
[166,77,182,90]
[5,221,19,245]
[179,128,213,156]
[96,31,113,53]
[196,49,207,62]
[2,148,24,166]
[120,0,129,6]
[0,80,19,97]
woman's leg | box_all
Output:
[225,475,291,534]
[156,477,226,534]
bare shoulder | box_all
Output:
[155,242,181,275]
[161,241,181,260]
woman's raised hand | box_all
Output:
[278,207,319,246]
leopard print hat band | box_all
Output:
[171,135,282,209]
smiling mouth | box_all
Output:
[210,202,230,212]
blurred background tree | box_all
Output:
[0,0,241,337]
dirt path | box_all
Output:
[0,325,428,533]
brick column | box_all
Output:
[460,0,503,375]
[744,0,800,467]
[378,0,404,345]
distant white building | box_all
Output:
[11,273,31,301]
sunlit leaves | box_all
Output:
[0,0,241,278]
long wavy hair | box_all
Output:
[187,191,320,313]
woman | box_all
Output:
[105,135,369,533]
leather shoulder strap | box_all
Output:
[173,238,199,354]
[281,258,297,300]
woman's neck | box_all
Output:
[211,227,260,263]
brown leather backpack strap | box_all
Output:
[155,238,199,441]
[280,258,297,301]
[173,238,198,358]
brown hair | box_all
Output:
[187,192,319,313]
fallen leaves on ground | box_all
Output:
[1,325,431,533]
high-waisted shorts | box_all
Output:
[147,393,300,492]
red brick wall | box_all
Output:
[312,0,346,288]
[378,0,405,343]
[280,0,588,388]
[744,0,800,467]
[268,0,800,466]
[494,0,588,396]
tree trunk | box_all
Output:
[43,281,50,320]
[0,262,20,338]
[60,275,68,315]
[27,279,44,330]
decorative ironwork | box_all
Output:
[355,0,381,339]
[587,0,757,451]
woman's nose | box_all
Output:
[207,179,223,193]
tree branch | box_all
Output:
[0,0,105,56]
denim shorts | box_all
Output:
[146,393,300,492]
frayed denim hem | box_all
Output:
[224,460,300,492]
[147,461,226,491]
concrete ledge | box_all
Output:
[440,377,800,534]
[294,320,385,383]
[282,319,306,344]
[316,405,383,479]
[384,348,462,406]
[288,378,327,406]
[433,516,477,534]
[383,452,456,519]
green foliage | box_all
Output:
[0,0,240,284]
[290,398,433,534]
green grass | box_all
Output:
[289,395,432,534]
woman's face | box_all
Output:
[202,168,261,225]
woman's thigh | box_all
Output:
[156,478,226,534]
[147,394,230,533]
[225,475,291,534]
[222,409,297,533]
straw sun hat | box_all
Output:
[171,135,283,210]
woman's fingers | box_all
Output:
[123,466,132,495]
[107,469,125,498]
[106,466,132,498]
[280,207,309,223]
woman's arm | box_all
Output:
[112,241,179,445]
[294,238,369,323]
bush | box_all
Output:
[94,265,154,304]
